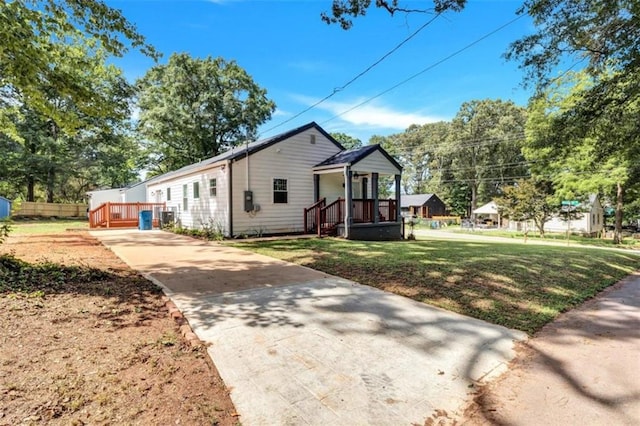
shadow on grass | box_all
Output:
[232,238,640,335]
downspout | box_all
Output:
[245,140,250,192]
[227,160,233,237]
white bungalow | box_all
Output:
[543,194,604,236]
[144,122,403,240]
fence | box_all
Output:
[14,202,88,218]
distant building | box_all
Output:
[0,196,11,219]
[400,194,447,218]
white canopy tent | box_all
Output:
[472,201,501,227]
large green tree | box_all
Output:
[444,99,528,215]
[0,0,156,136]
[494,178,554,238]
[136,53,276,174]
[1,34,139,202]
[525,71,640,243]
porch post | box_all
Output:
[394,174,401,222]
[372,173,379,224]
[313,174,320,202]
[344,166,353,239]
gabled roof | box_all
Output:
[400,194,438,208]
[147,122,343,185]
[313,144,402,171]
[473,201,499,215]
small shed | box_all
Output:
[400,194,446,218]
[0,196,11,219]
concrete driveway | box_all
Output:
[92,229,525,425]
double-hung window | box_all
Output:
[273,178,288,204]
[182,184,188,211]
[209,178,217,197]
[193,182,200,199]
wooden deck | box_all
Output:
[89,202,166,229]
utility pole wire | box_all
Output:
[259,13,442,136]
[321,14,525,125]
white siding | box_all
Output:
[543,202,603,235]
[231,129,342,236]
[147,164,229,234]
[352,150,400,176]
[319,173,344,202]
[87,188,121,210]
[122,184,146,203]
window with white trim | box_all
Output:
[209,178,217,197]
[273,178,288,204]
[183,184,188,211]
[193,182,200,199]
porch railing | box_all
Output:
[303,198,326,233]
[305,198,398,236]
[89,202,166,229]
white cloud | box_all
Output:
[292,94,444,130]
[272,108,290,117]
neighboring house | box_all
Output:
[542,194,604,236]
[87,181,148,211]
[400,194,447,218]
[145,122,403,239]
[502,194,604,236]
[0,196,11,219]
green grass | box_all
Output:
[230,237,640,334]
[9,218,89,235]
[417,225,640,249]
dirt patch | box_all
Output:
[0,232,238,425]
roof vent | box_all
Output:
[310,134,316,144]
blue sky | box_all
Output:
[112,0,534,142]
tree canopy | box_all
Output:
[330,132,362,150]
[524,70,640,242]
[322,0,466,29]
[0,0,156,136]
[136,53,276,175]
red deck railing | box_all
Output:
[89,202,166,229]
[303,198,326,233]
[306,198,397,236]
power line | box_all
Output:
[259,13,443,136]
[320,14,526,125]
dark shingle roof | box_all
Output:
[314,144,379,167]
[400,194,436,208]
[147,122,342,185]
[314,144,402,171]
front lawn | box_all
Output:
[425,226,640,249]
[230,237,639,334]
[9,218,88,234]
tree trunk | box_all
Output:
[46,168,55,203]
[27,175,35,202]
[613,182,624,244]
[470,183,478,221]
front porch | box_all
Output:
[304,198,400,238]
[305,144,404,240]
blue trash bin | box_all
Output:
[138,210,153,230]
